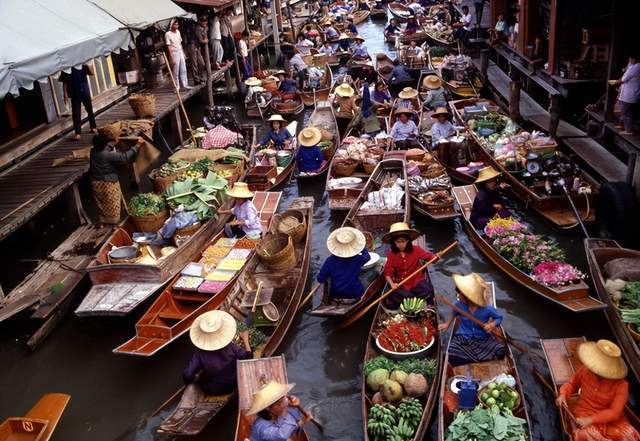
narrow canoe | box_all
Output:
[352,9,371,24]
[540,337,640,440]
[387,2,413,22]
[452,184,605,313]
[437,283,533,440]
[247,122,299,192]
[375,53,395,83]
[300,64,333,107]
[112,191,282,357]
[295,101,340,180]
[156,197,311,437]
[0,393,70,441]
[584,238,640,381]
[368,1,387,18]
[271,95,305,115]
[411,193,459,221]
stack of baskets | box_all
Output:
[129,93,156,118]
[256,233,296,270]
[272,210,306,243]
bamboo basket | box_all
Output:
[333,160,358,177]
[129,93,156,118]
[271,210,306,243]
[363,161,378,175]
[98,121,121,141]
[256,233,296,270]
[131,209,169,233]
[421,164,446,179]
[149,171,178,194]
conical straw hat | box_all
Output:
[327,227,366,258]
[423,75,442,90]
[398,87,418,99]
[431,107,451,118]
[298,127,322,147]
[335,83,355,97]
[267,114,287,123]
[189,310,237,351]
[475,166,501,184]
[453,273,487,307]
[226,182,255,199]
[382,222,419,244]
[244,77,262,86]
[246,381,296,415]
[577,339,628,380]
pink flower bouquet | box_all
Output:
[532,261,585,287]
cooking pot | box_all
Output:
[108,245,139,264]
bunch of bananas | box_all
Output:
[367,404,396,440]
[400,297,426,315]
[397,397,422,428]
[390,418,415,441]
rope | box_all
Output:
[560,190,591,230]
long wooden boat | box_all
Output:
[295,101,340,180]
[352,9,371,24]
[156,197,311,436]
[424,25,456,48]
[300,64,333,107]
[386,26,429,44]
[367,0,387,18]
[247,121,299,192]
[375,53,395,83]
[271,95,304,115]
[452,184,605,313]
[388,2,414,21]
[540,337,640,440]
[411,192,458,221]
[584,238,640,381]
[112,192,282,357]
[437,283,533,440]
[0,393,70,441]
[449,98,599,229]
[235,356,309,441]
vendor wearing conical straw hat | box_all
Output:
[438,273,506,367]
[334,83,359,119]
[421,75,447,110]
[382,222,437,311]
[430,107,455,148]
[556,339,639,440]
[396,87,419,111]
[183,310,252,396]
[296,127,324,174]
[259,114,292,149]
[317,227,371,302]
[350,35,370,61]
[218,182,262,239]
[469,166,512,230]
[389,107,419,149]
[247,381,309,440]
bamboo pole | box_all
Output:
[162,51,196,145]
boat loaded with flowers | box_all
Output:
[452,184,605,313]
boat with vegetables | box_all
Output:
[295,102,340,180]
[112,191,282,357]
[437,282,532,441]
[540,337,640,440]
[584,238,640,381]
[247,121,299,191]
[452,184,605,313]
[423,22,455,48]
[449,97,599,229]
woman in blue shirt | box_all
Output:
[438,273,506,367]
[260,114,292,149]
[296,127,324,173]
[247,382,308,441]
[317,227,371,302]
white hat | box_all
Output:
[327,227,366,258]
[189,310,237,351]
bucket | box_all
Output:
[256,233,296,270]
[108,245,139,264]
[276,151,293,167]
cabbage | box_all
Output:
[366,368,390,392]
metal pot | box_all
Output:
[108,245,139,264]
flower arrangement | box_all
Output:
[484,217,527,239]
[532,261,585,287]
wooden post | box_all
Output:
[174,108,184,144]
[224,69,235,98]
[272,0,281,58]
[604,0,622,122]
[480,49,490,81]
[549,93,560,139]
[72,183,91,225]
[626,152,637,187]
[546,0,558,74]
[203,43,214,107]
[509,79,521,120]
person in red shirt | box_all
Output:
[382,222,437,310]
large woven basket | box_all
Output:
[131,209,168,233]
[363,161,378,175]
[149,170,178,194]
[271,210,306,243]
[333,159,358,177]
[98,121,121,141]
[256,233,296,270]
[129,93,156,118]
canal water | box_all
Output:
[0,15,637,441]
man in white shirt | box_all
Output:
[209,13,224,68]
[454,6,473,41]
[616,55,640,135]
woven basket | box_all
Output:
[363,231,374,251]
[320,128,333,141]
[272,210,306,243]
[421,164,446,179]
[363,161,378,175]
[131,209,168,233]
[129,93,156,118]
[256,233,297,270]
[406,148,425,162]
[98,121,121,141]
[149,171,178,194]
[333,159,358,177]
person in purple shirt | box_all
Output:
[246,382,308,441]
[183,310,252,396]
[317,227,371,302]
[469,166,511,230]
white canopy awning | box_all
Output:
[89,0,192,31]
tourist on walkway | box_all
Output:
[474,0,486,26]
[615,55,640,135]
[89,134,140,225]
[237,31,252,81]
[296,128,324,173]
[59,64,97,140]
[389,108,419,149]
[221,9,235,63]
[165,19,191,91]
[489,13,508,45]
[193,16,209,83]
[438,273,506,367]
[209,13,224,69]
[453,6,473,42]
[556,339,640,441]
[219,183,262,239]
[469,166,512,229]
[247,382,307,441]
[382,222,437,310]
[317,227,371,302]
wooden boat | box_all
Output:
[388,2,414,21]
[352,9,371,24]
[411,191,458,221]
[247,121,299,191]
[0,393,70,441]
[270,94,304,115]
[426,4,452,24]
[427,50,482,99]
[375,53,395,83]
[295,101,340,180]
[540,337,640,440]
[424,24,456,48]
[367,0,387,18]
[452,184,605,313]
[437,283,533,440]
[156,197,311,436]
[385,26,429,44]
[584,238,640,381]
[300,64,333,107]
[398,44,428,69]
[449,98,599,229]
[112,191,282,357]
[235,356,309,441]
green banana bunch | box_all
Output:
[400,297,426,315]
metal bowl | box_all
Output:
[374,333,435,360]
[108,246,138,263]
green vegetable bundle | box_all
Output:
[445,406,528,441]
[621,308,640,326]
[622,282,640,308]
[235,321,267,349]
[429,46,448,58]
[187,158,214,174]
[128,193,166,217]
[164,171,228,220]
[364,356,436,380]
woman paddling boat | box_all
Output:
[219,183,263,239]
[259,115,293,149]
[390,108,420,149]
[438,273,506,367]
[469,166,512,230]
[429,107,455,148]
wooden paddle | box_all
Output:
[292,403,324,431]
[533,368,578,424]
[298,282,322,312]
[338,241,458,329]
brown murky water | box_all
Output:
[0,15,637,441]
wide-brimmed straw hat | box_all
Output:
[335,83,355,97]
[423,75,442,90]
[189,310,237,351]
[382,222,420,244]
[327,227,366,258]
[394,107,415,117]
[577,339,628,380]
[453,273,487,307]
[267,114,287,123]
[276,70,287,75]
[353,35,365,41]
[431,107,451,118]
[244,77,262,87]
[475,166,501,184]
[298,127,322,147]
[338,33,351,40]
[246,381,296,415]
[226,182,255,199]
[398,87,418,99]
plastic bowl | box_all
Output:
[374,334,435,360]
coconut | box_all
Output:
[366,368,390,392]
[382,379,403,402]
[404,373,428,397]
[372,392,384,405]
